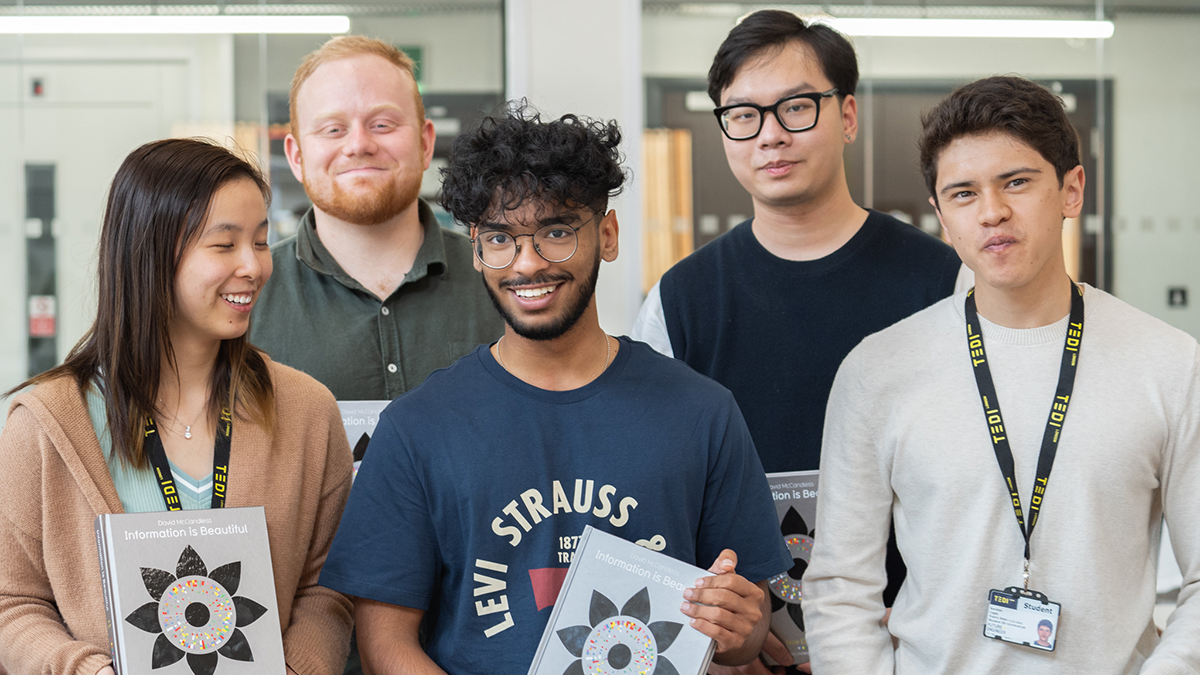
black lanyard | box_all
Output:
[964,282,1084,587]
[143,408,232,511]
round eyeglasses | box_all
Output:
[471,215,597,270]
[713,88,839,141]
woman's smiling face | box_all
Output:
[170,177,271,349]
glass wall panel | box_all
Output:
[0,0,504,395]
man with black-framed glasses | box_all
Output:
[632,10,965,674]
[319,106,792,675]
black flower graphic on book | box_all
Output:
[767,506,814,632]
[124,545,269,675]
[556,587,684,675]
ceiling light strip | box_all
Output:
[818,17,1115,39]
[0,15,350,34]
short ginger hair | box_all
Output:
[288,35,423,140]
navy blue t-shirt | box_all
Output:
[320,338,791,674]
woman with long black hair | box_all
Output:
[0,138,353,675]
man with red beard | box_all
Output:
[250,36,503,402]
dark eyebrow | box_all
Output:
[203,219,269,236]
[538,213,582,226]
[939,180,977,197]
[997,167,1043,181]
[939,166,1045,196]
[205,222,241,235]
[479,213,581,230]
[723,83,817,106]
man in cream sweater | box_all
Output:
[803,75,1200,674]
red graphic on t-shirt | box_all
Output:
[528,567,570,611]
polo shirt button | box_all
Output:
[387,363,397,373]
[381,307,390,315]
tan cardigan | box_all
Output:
[0,361,354,675]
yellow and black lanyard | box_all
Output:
[143,408,232,511]
[964,283,1084,589]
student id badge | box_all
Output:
[983,587,1061,652]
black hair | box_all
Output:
[919,76,1082,203]
[707,10,859,105]
[1038,619,1053,630]
[439,103,626,226]
[8,138,275,467]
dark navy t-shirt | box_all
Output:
[320,338,791,675]
[660,211,961,473]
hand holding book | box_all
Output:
[706,632,812,675]
[681,550,773,667]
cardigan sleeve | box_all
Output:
[0,404,112,675]
[279,396,354,675]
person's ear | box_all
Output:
[420,118,436,170]
[599,211,619,262]
[1061,165,1085,219]
[840,94,858,144]
[284,134,305,183]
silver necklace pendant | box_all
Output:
[184,425,192,440]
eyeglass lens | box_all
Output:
[475,224,579,269]
[721,95,824,139]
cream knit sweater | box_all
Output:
[804,285,1200,675]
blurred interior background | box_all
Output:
[1,0,1194,616]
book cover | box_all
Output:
[764,470,819,665]
[94,507,285,675]
[527,525,716,675]
[337,400,391,479]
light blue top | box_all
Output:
[86,383,213,512]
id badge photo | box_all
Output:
[983,587,1061,652]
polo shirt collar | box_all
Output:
[293,199,450,296]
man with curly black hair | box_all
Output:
[320,106,792,675]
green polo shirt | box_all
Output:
[249,201,504,400]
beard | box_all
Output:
[483,250,600,341]
[304,168,421,226]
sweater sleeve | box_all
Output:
[0,404,112,675]
[801,351,896,675]
[280,398,354,675]
[1142,343,1200,674]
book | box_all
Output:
[763,470,819,666]
[527,525,716,675]
[337,400,391,480]
[94,507,285,675]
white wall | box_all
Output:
[0,60,22,397]
[259,12,503,97]
[359,13,503,93]
[1107,15,1200,338]
[643,11,1200,340]
[0,34,236,395]
[507,0,644,336]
